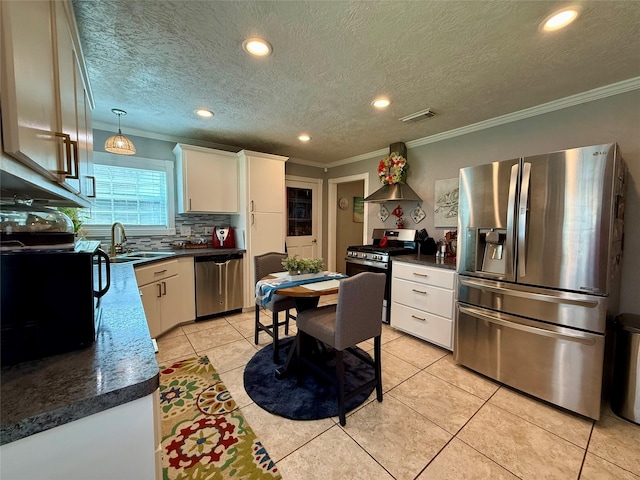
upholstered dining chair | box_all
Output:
[254,252,297,362]
[295,271,385,426]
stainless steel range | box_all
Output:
[346,229,418,324]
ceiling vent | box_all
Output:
[399,108,436,123]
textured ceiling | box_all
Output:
[72,1,640,165]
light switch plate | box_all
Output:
[180,226,191,236]
[204,227,214,235]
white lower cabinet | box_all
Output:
[391,261,456,350]
[135,257,195,337]
[0,391,160,480]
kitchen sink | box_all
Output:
[108,256,142,263]
[125,251,176,258]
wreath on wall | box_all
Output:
[377,152,408,185]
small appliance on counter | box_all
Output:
[416,228,438,255]
[212,226,236,248]
[0,201,75,251]
[0,239,110,365]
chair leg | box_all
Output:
[374,336,383,402]
[295,332,303,386]
[254,305,260,345]
[284,309,290,335]
[336,349,346,426]
[272,310,279,362]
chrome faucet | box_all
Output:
[110,222,127,257]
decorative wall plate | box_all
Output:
[410,205,426,223]
[378,204,390,222]
[338,197,349,210]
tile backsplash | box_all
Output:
[92,213,233,251]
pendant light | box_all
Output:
[104,108,136,155]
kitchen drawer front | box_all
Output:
[135,259,180,286]
[392,302,453,350]
[393,261,455,289]
[392,277,454,318]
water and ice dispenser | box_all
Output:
[463,228,508,276]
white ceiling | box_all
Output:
[72,1,640,166]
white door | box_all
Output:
[285,178,320,259]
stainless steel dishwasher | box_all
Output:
[195,253,243,319]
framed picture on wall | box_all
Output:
[434,178,459,227]
[353,196,364,223]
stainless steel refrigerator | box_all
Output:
[455,143,627,420]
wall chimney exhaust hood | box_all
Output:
[364,142,422,203]
[364,182,422,203]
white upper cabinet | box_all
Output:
[244,151,286,213]
[1,1,60,180]
[1,0,94,205]
[173,144,239,214]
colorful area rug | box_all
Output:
[159,356,281,479]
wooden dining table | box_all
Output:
[257,273,344,379]
[270,275,340,311]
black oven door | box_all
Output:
[345,258,391,323]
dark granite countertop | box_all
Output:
[112,247,246,266]
[167,247,245,257]
[393,253,457,271]
[0,262,159,445]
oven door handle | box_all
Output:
[345,257,388,269]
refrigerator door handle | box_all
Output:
[506,164,519,278]
[458,277,600,308]
[518,162,531,276]
[458,305,597,345]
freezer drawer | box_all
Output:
[458,276,607,333]
[455,303,605,419]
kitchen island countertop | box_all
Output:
[0,262,158,445]
[393,253,457,270]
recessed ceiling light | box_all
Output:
[298,134,311,142]
[195,109,214,118]
[242,38,272,56]
[541,7,580,31]
[372,98,390,109]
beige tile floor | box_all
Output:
[156,296,640,480]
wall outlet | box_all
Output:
[204,227,214,235]
[180,226,191,236]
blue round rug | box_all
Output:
[243,337,375,420]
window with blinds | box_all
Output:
[81,152,176,236]
[87,164,168,226]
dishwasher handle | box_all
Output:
[195,253,243,263]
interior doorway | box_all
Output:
[285,176,322,260]
[327,173,369,272]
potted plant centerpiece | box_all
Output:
[281,256,325,280]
